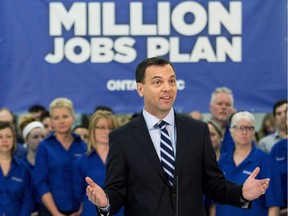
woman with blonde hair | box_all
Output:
[73,110,124,215]
[207,120,223,161]
[33,98,86,216]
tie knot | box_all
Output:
[157,120,167,130]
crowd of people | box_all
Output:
[0,57,287,216]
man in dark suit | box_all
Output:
[86,57,270,216]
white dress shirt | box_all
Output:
[142,108,176,158]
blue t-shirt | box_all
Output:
[33,132,86,211]
[0,158,33,216]
[73,150,124,216]
[216,146,284,216]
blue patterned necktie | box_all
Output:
[157,120,175,186]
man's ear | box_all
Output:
[136,82,144,97]
[209,104,213,113]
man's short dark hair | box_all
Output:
[135,56,175,84]
[94,105,114,114]
[28,104,46,113]
[273,99,288,116]
[39,111,50,122]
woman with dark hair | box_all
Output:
[258,113,275,140]
[0,121,33,215]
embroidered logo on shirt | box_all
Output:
[276,157,285,161]
[243,170,252,175]
[74,153,82,157]
[11,177,23,182]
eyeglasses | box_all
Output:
[95,126,114,132]
[232,126,255,133]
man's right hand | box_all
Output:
[85,177,109,208]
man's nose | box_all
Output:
[162,82,172,91]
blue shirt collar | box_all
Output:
[46,131,82,142]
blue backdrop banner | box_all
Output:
[0,0,286,114]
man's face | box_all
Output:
[136,64,177,119]
[275,103,288,132]
[210,92,234,125]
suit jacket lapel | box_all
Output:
[174,114,190,174]
[131,114,168,184]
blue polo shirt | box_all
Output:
[270,139,287,206]
[216,146,284,216]
[33,132,86,212]
[73,150,124,216]
[0,158,33,216]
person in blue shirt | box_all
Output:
[0,121,33,216]
[33,98,86,215]
[0,107,28,159]
[270,139,287,215]
[19,115,46,214]
[215,111,284,216]
[39,111,53,137]
[209,87,236,155]
[72,125,89,144]
[73,110,124,216]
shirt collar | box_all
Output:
[12,157,21,167]
[274,130,285,139]
[228,144,257,164]
[46,131,82,142]
[142,108,175,130]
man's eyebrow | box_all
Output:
[152,75,162,79]
[151,75,176,79]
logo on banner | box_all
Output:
[106,79,185,91]
[45,1,242,64]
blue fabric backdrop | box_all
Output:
[0,0,286,114]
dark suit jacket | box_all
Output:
[103,112,243,216]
